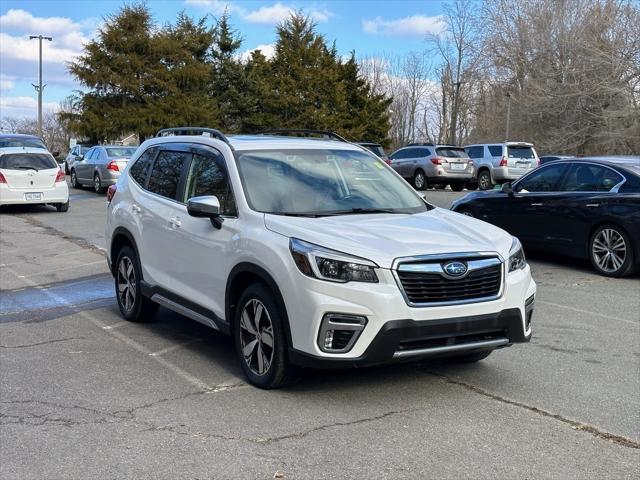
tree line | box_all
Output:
[60,4,390,145]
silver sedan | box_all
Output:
[70,145,138,193]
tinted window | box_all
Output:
[184,151,236,215]
[466,146,484,158]
[0,153,57,170]
[508,146,535,159]
[129,148,158,187]
[106,147,137,158]
[84,149,95,160]
[391,149,408,160]
[562,164,624,192]
[147,150,190,200]
[436,147,469,158]
[0,136,47,149]
[515,164,568,192]
[488,146,503,156]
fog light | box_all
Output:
[318,313,367,353]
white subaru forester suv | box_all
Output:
[105,128,536,389]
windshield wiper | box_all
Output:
[16,166,39,171]
[265,212,325,218]
[322,208,403,216]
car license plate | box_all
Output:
[517,162,530,168]
[451,163,465,170]
[24,192,43,201]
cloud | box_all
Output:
[239,43,276,62]
[0,95,59,119]
[362,14,445,37]
[0,75,15,91]
[186,1,332,25]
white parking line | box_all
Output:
[149,339,201,357]
[102,321,128,330]
[17,260,106,278]
[538,300,639,326]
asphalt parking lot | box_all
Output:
[1,184,639,479]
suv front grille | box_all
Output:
[395,257,503,305]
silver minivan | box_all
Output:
[464,142,539,190]
[70,145,137,193]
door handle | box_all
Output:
[169,217,181,229]
[585,203,599,208]
[131,204,141,214]
[530,203,543,207]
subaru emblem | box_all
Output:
[443,261,468,278]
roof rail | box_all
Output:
[155,127,234,150]
[255,129,349,143]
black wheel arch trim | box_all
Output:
[110,227,141,277]
[226,262,293,348]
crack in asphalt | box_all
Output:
[421,369,640,450]
[19,215,106,256]
[0,337,84,349]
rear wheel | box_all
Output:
[115,246,158,322]
[234,283,298,389]
[589,224,636,277]
[477,170,493,190]
[457,208,474,217]
[70,170,81,189]
[450,183,465,192]
[446,350,492,363]
[56,201,69,212]
[93,173,104,194]
[412,170,426,190]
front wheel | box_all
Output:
[234,284,298,389]
[412,170,426,190]
[589,225,636,277]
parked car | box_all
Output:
[63,144,91,174]
[105,127,536,389]
[451,157,640,277]
[358,142,389,164]
[464,142,539,190]
[70,145,138,193]
[539,155,573,165]
[0,148,69,211]
[0,133,47,151]
[389,143,474,191]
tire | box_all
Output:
[446,350,492,363]
[457,208,474,217]
[589,224,637,277]
[412,170,426,190]
[94,173,104,194]
[450,183,465,192]
[114,246,158,322]
[433,184,446,190]
[56,201,69,212]
[64,162,70,175]
[70,170,81,189]
[477,170,493,190]
[234,283,298,389]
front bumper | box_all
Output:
[290,305,533,368]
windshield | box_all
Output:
[508,146,535,159]
[106,147,136,158]
[0,153,57,170]
[235,149,428,216]
[0,137,47,149]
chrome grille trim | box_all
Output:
[392,251,505,307]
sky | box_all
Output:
[0,0,449,120]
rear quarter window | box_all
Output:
[0,153,57,170]
[488,146,503,156]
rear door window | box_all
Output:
[436,147,469,158]
[561,164,624,192]
[488,146,503,156]
[147,150,191,200]
[508,146,535,159]
[0,153,57,170]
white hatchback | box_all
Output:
[106,128,536,389]
[0,148,69,211]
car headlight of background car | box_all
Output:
[290,238,379,283]
[509,237,527,272]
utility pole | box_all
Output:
[505,92,512,141]
[29,35,53,137]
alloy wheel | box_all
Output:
[117,256,136,313]
[239,299,275,376]
[592,228,627,274]
[414,172,425,190]
[94,175,101,193]
[479,172,491,190]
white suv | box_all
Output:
[105,128,536,389]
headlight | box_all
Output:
[289,238,379,283]
[509,237,527,272]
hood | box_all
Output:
[264,208,512,269]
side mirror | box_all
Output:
[77,155,84,161]
[187,195,223,229]
[501,182,514,195]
